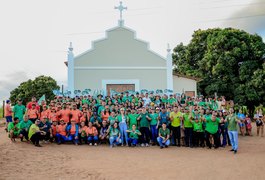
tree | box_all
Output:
[10,75,60,105]
[173,28,265,116]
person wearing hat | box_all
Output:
[56,119,68,144]
[28,119,46,147]
[13,99,26,122]
[7,117,20,142]
[19,115,33,141]
[4,100,13,132]
[66,119,79,145]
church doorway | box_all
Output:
[107,84,135,96]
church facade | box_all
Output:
[65,3,198,97]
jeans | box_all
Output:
[157,137,170,147]
[150,125,158,143]
[140,127,150,144]
[128,138,138,146]
[171,126,181,146]
[67,134,78,144]
[193,131,204,147]
[30,132,44,145]
[119,122,128,145]
[20,129,29,140]
[109,136,122,146]
[56,134,68,143]
[184,127,193,147]
[228,131,238,150]
[87,136,99,144]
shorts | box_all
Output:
[5,116,12,123]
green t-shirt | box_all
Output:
[149,113,159,126]
[19,120,33,131]
[139,113,150,128]
[128,129,140,139]
[8,122,20,135]
[159,128,170,138]
[192,121,203,132]
[28,124,40,139]
[97,106,105,115]
[108,116,116,125]
[13,104,26,122]
[205,117,220,134]
[116,115,128,123]
[168,98,177,105]
[161,98,168,104]
[109,127,120,137]
[198,101,206,107]
[226,114,238,131]
[128,113,139,128]
[170,111,182,127]
[183,113,193,128]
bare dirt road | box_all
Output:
[0,123,264,180]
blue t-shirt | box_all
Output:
[159,112,169,126]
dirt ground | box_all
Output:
[0,120,265,180]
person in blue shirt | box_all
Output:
[38,117,52,142]
[158,107,170,128]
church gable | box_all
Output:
[74,27,166,67]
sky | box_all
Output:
[0,0,264,101]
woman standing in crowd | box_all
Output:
[116,108,129,146]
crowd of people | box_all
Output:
[4,92,265,154]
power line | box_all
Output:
[200,2,265,9]
[201,13,265,22]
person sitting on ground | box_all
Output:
[108,122,121,148]
[126,124,141,147]
[66,119,79,145]
[86,121,99,146]
[28,120,46,147]
[99,120,109,144]
[157,122,170,149]
[19,115,32,141]
[8,117,20,142]
[79,121,88,145]
[39,117,52,143]
[56,120,67,144]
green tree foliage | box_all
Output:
[10,75,60,105]
[173,28,265,116]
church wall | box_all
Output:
[74,69,167,92]
[74,28,166,67]
[173,76,197,96]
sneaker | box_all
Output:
[141,143,145,147]
[89,143,92,146]
[110,145,113,148]
[35,144,42,147]
[230,149,234,151]
[145,143,149,147]
[94,143,97,146]
[234,150,237,154]
[165,145,168,148]
[160,146,164,149]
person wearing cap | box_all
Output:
[170,107,183,147]
[4,100,13,132]
[13,99,26,122]
[39,116,52,143]
[90,112,102,131]
[7,117,20,142]
[28,120,46,147]
[116,108,129,146]
[56,120,68,144]
[157,122,170,149]
[27,103,39,123]
[86,121,99,146]
[19,115,33,141]
[66,119,79,145]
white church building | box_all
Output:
[65,2,198,97]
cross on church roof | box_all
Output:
[114,1,127,26]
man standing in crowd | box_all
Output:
[13,99,26,122]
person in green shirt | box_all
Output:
[191,115,204,147]
[108,111,117,126]
[183,107,194,147]
[116,108,129,146]
[157,122,170,149]
[168,94,177,105]
[8,117,21,141]
[126,124,141,146]
[225,108,240,154]
[28,120,46,147]
[107,122,121,148]
[137,107,151,147]
[13,99,26,122]
[19,115,33,141]
[202,112,220,149]
[149,108,159,145]
[128,109,139,129]
[170,107,183,147]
